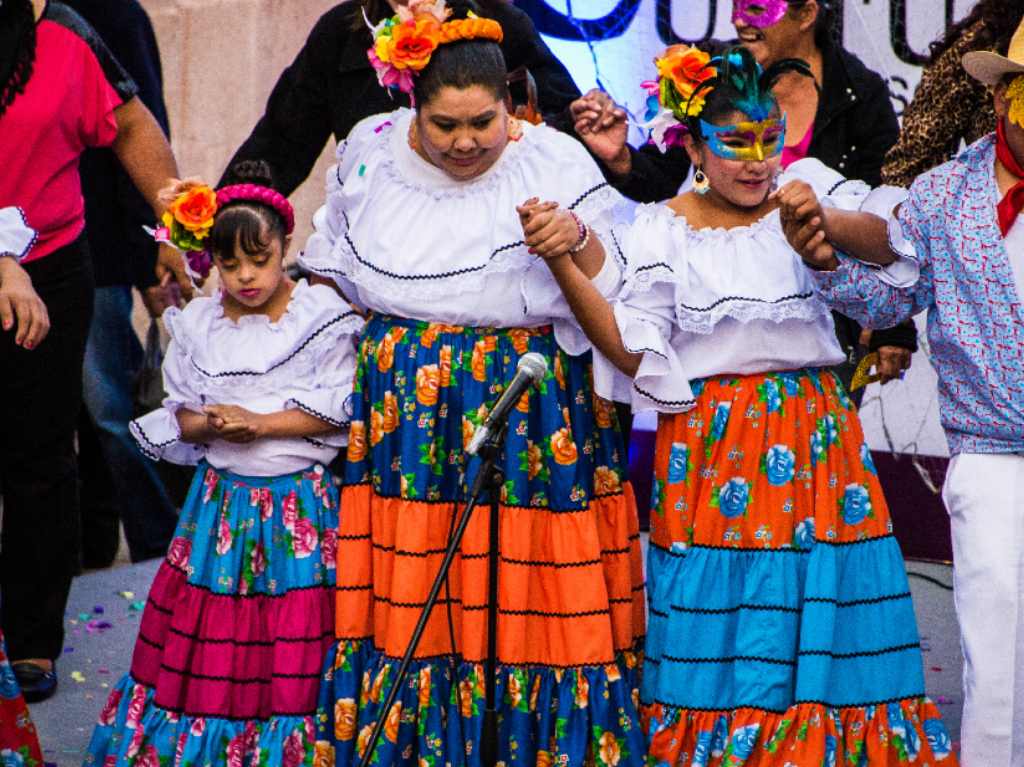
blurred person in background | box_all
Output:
[66,0,181,568]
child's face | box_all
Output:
[215,227,288,311]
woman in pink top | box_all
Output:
[0,0,184,703]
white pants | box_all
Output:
[943,452,1024,766]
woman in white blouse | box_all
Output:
[300,3,645,766]
[530,46,957,765]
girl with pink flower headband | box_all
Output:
[85,161,365,767]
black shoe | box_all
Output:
[12,661,57,703]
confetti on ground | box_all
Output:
[98,667,110,674]
[937,695,955,704]
[70,670,86,683]
[93,605,105,614]
[931,666,943,672]
[63,646,74,654]
[119,590,135,600]
[78,612,91,622]
[129,600,146,612]
[85,619,113,634]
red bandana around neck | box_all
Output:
[996,119,1024,237]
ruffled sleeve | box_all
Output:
[783,158,919,288]
[283,306,359,448]
[129,308,207,465]
[592,207,696,413]
[0,207,36,262]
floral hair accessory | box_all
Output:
[731,0,790,30]
[640,46,715,152]
[367,0,503,97]
[150,182,296,283]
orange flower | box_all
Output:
[370,668,386,703]
[439,345,453,388]
[604,663,622,683]
[515,390,531,414]
[382,391,400,433]
[551,427,578,466]
[418,667,432,711]
[574,671,589,708]
[459,678,474,718]
[508,329,531,355]
[357,724,374,757]
[381,16,442,71]
[419,326,439,349]
[594,466,621,496]
[526,441,543,480]
[168,185,217,236]
[536,751,552,767]
[598,732,621,767]
[347,421,367,462]
[370,408,385,447]
[377,333,397,373]
[334,698,357,741]
[507,672,523,708]
[593,396,615,429]
[554,355,566,390]
[471,340,489,382]
[314,741,336,767]
[384,701,403,743]
[462,417,476,450]
[416,364,440,407]
[656,45,716,116]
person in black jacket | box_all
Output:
[223,0,580,195]
[65,0,181,567]
[570,0,915,400]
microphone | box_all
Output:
[466,352,548,455]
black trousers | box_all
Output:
[0,236,94,661]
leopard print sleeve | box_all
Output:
[881,21,994,187]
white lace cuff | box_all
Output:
[130,408,206,465]
[284,389,353,448]
[0,207,36,262]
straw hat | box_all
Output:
[963,17,1024,86]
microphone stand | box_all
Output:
[357,421,507,767]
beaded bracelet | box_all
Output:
[568,211,591,255]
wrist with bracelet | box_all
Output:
[567,211,591,254]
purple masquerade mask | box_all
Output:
[731,0,789,29]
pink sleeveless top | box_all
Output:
[781,120,815,168]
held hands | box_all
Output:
[516,198,581,262]
[876,345,913,384]
[0,257,50,350]
[569,89,631,175]
[774,180,839,271]
[204,404,265,444]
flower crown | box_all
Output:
[640,45,717,151]
[367,0,504,97]
[152,183,295,282]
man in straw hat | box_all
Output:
[782,16,1024,766]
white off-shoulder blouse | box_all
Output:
[299,108,626,355]
[130,280,363,476]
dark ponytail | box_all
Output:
[0,0,37,120]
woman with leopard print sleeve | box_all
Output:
[881,0,1023,187]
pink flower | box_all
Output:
[202,468,219,502]
[175,731,188,764]
[321,528,337,569]
[137,744,161,767]
[282,491,299,531]
[225,732,245,767]
[104,756,118,767]
[216,515,233,556]
[98,688,122,726]
[166,536,192,569]
[304,715,316,743]
[251,543,267,578]
[190,717,206,736]
[125,683,148,729]
[153,226,171,244]
[292,517,318,560]
[283,729,306,767]
[250,488,274,521]
[126,724,145,758]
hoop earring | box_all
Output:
[693,167,710,196]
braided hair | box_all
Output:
[684,46,812,140]
[0,0,37,121]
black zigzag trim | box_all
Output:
[337,583,372,591]
[798,642,920,660]
[647,535,897,555]
[567,183,610,211]
[158,662,321,683]
[633,382,696,408]
[804,591,912,608]
[660,653,796,667]
[667,602,801,615]
[677,291,815,314]
[290,398,348,428]
[188,313,360,378]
